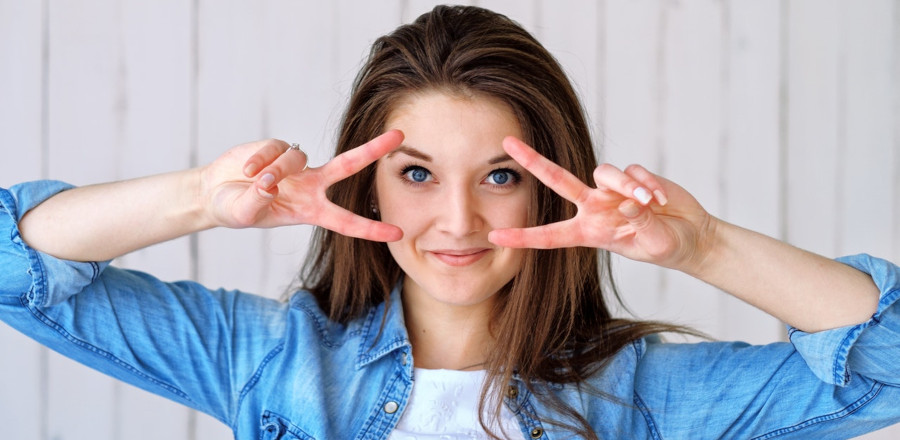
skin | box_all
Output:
[18,92,879,364]
[18,131,406,262]
[374,92,532,369]
[491,137,879,332]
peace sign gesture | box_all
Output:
[488,137,716,272]
[202,130,404,242]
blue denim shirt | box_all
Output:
[2,181,900,440]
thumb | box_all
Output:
[618,199,653,230]
[228,182,279,228]
[618,198,678,262]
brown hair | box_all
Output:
[300,5,686,438]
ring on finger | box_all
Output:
[288,143,310,171]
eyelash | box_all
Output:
[398,163,522,188]
[484,168,523,187]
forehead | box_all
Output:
[384,91,523,161]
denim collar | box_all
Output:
[355,281,411,370]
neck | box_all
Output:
[401,282,495,371]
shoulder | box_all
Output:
[285,290,390,351]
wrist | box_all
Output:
[177,167,218,232]
[679,215,726,280]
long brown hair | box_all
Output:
[300,5,686,438]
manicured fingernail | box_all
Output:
[244,163,258,176]
[653,189,668,206]
[633,187,652,205]
[259,173,275,188]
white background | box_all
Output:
[1,0,898,438]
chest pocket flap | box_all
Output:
[260,410,315,440]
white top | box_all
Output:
[388,368,521,440]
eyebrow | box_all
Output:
[388,145,513,165]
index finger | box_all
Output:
[316,203,403,242]
[488,220,583,249]
[319,130,404,184]
[502,136,590,204]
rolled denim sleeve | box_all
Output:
[0,181,111,307]
[633,254,900,439]
[788,254,900,386]
[0,181,289,428]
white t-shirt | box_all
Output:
[388,368,522,440]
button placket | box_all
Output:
[504,380,546,440]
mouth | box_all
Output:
[428,248,491,267]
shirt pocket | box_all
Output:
[260,410,315,440]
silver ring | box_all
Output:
[289,143,310,171]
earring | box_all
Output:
[369,200,379,215]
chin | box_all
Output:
[408,277,505,308]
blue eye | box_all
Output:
[402,166,432,183]
[486,169,520,186]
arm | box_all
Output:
[687,221,878,332]
[1,184,289,422]
[19,132,405,262]
[490,136,880,333]
[18,169,209,262]
[0,130,404,425]
[634,335,900,438]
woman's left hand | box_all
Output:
[488,136,718,272]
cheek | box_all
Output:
[487,193,531,229]
[378,191,430,234]
[375,176,435,243]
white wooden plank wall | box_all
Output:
[0,1,897,438]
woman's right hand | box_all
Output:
[200,130,404,242]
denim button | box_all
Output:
[383,401,399,414]
[507,385,518,399]
[530,427,543,438]
[401,352,408,366]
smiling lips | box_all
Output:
[428,248,491,266]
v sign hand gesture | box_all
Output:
[487,136,717,274]
[202,130,405,243]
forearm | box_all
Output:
[18,168,213,262]
[687,219,880,333]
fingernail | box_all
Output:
[633,187,652,205]
[259,173,275,188]
[244,163,258,176]
[653,189,668,206]
[257,187,274,199]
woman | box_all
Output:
[2,5,899,439]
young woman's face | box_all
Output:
[375,91,531,309]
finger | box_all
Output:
[617,199,672,258]
[592,163,656,206]
[488,221,583,249]
[320,130,404,184]
[254,145,309,190]
[242,139,291,177]
[317,205,403,242]
[226,183,281,228]
[623,164,668,206]
[502,136,589,204]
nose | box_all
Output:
[435,186,484,237]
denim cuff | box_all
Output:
[0,181,109,308]
[788,254,900,386]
